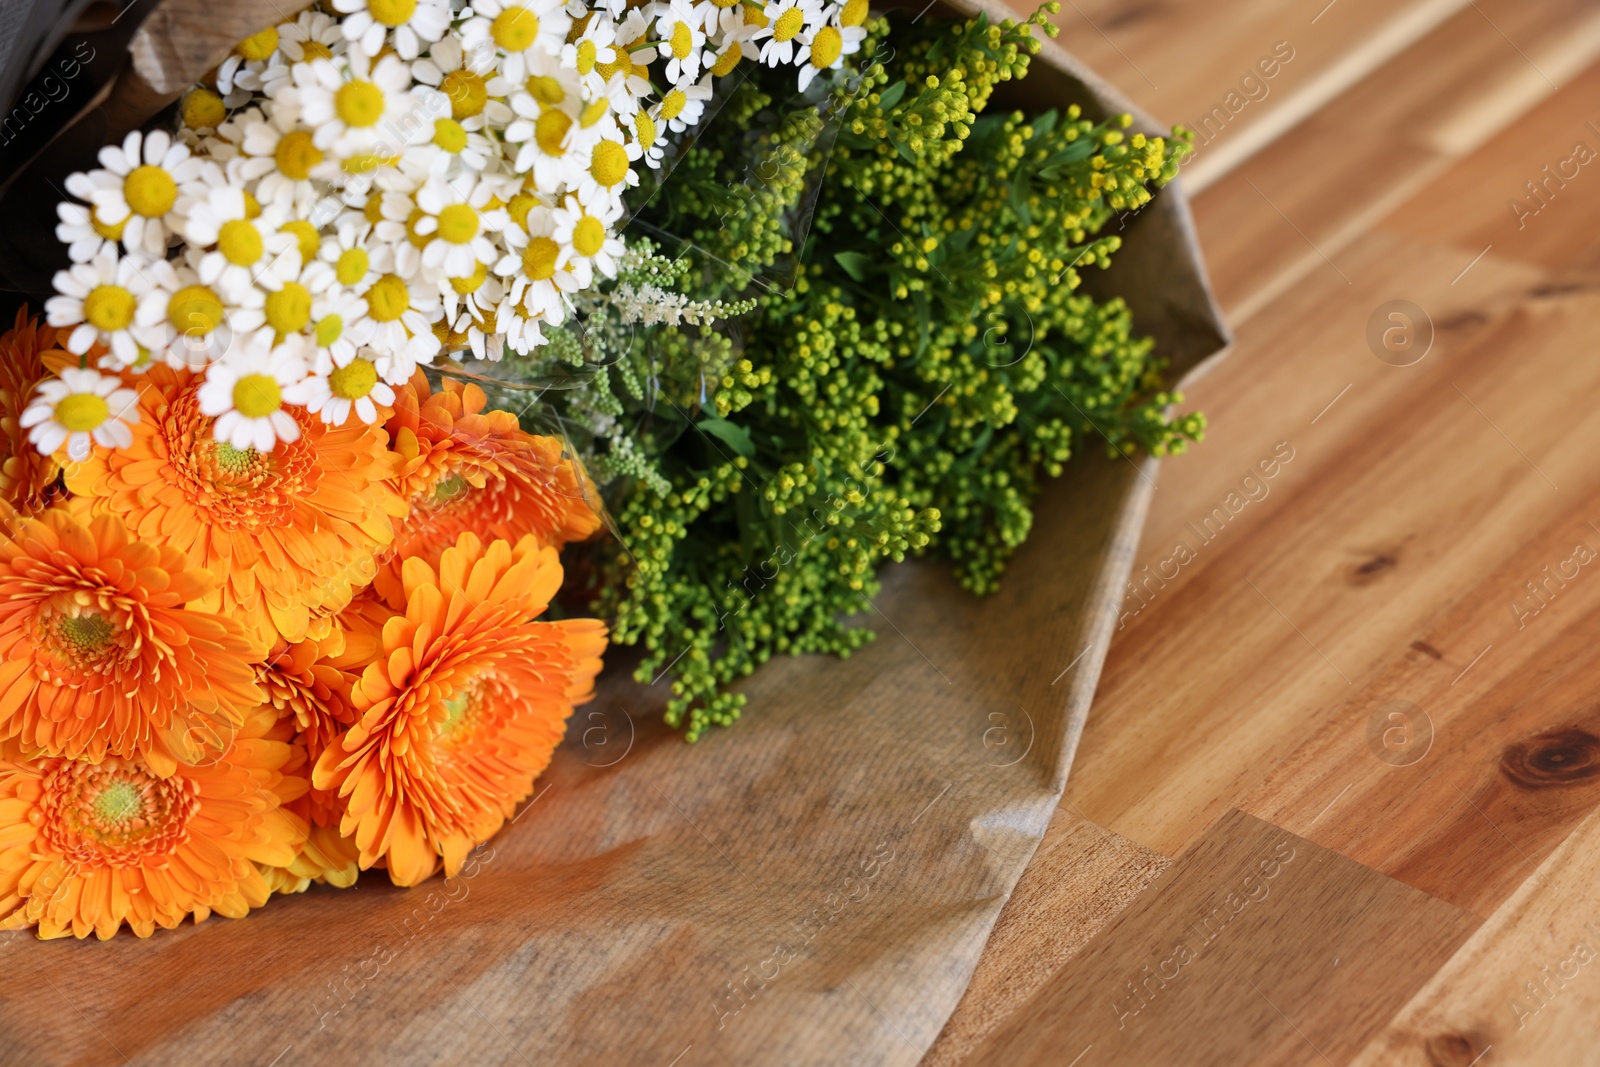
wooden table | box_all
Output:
[926,0,1600,1063]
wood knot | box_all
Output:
[1501,728,1600,789]
[1424,1032,1487,1066]
[1350,554,1397,585]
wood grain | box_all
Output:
[963,810,1479,1066]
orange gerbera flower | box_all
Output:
[0,704,303,939]
[381,373,602,587]
[314,532,607,886]
[0,308,64,512]
[64,363,407,654]
[0,506,260,772]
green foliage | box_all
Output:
[525,5,1204,739]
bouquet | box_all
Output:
[0,0,1202,940]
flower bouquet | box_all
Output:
[0,0,1223,969]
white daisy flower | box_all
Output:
[294,51,427,160]
[594,10,656,106]
[447,296,506,360]
[235,103,332,212]
[21,368,140,462]
[495,208,579,326]
[552,189,624,279]
[308,285,377,372]
[561,14,618,95]
[43,251,164,365]
[795,21,854,90]
[334,0,452,60]
[231,258,339,349]
[144,259,237,371]
[319,220,382,291]
[753,0,820,66]
[707,7,761,79]
[278,9,347,66]
[299,351,396,425]
[632,108,665,169]
[217,24,283,97]
[655,77,712,133]
[411,176,505,278]
[197,339,314,451]
[357,270,443,373]
[655,0,709,85]
[460,0,573,83]
[402,112,501,179]
[409,34,514,129]
[574,133,637,205]
[180,179,300,298]
[62,129,204,257]
[54,201,127,264]
[505,93,584,192]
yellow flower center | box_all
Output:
[213,441,258,473]
[264,281,312,335]
[123,165,177,218]
[521,237,560,281]
[274,129,323,180]
[450,260,488,294]
[711,0,737,8]
[168,284,224,334]
[235,26,279,61]
[281,220,319,261]
[710,45,741,77]
[89,206,126,241]
[744,5,769,28]
[772,7,804,42]
[365,274,410,322]
[335,81,386,128]
[431,470,470,504]
[525,75,565,106]
[369,0,417,28]
[301,40,334,61]
[404,208,432,249]
[670,21,693,59]
[635,110,658,148]
[507,191,539,230]
[810,25,842,68]
[575,39,597,74]
[58,612,116,654]
[217,219,264,266]
[492,6,540,51]
[336,247,370,285]
[589,139,629,187]
[232,373,282,418]
[441,70,488,119]
[659,89,686,120]
[42,760,194,862]
[329,357,379,399]
[535,108,572,155]
[182,87,226,129]
[841,0,867,25]
[363,195,385,224]
[243,190,262,218]
[55,393,110,432]
[90,778,141,822]
[579,98,609,129]
[315,314,343,347]
[571,216,606,257]
[433,117,468,152]
[436,203,479,244]
[83,285,137,331]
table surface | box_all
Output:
[924,0,1600,1064]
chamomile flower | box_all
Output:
[180,181,300,297]
[655,0,710,85]
[409,177,504,277]
[496,208,578,326]
[236,103,331,211]
[632,109,665,169]
[795,22,851,90]
[54,201,127,264]
[654,77,712,133]
[308,286,377,371]
[447,299,505,360]
[404,112,501,179]
[44,251,164,365]
[707,10,760,79]
[552,189,624,279]
[501,300,549,355]
[277,9,347,65]
[21,367,140,462]
[592,10,656,106]
[505,93,583,191]
[295,51,425,159]
[333,0,452,60]
[145,259,237,370]
[754,0,820,66]
[198,339,314,451]
[560,15,618,95]
[410,35,515,128]
[299,352,395,425]
[217,24,282,98]
[439,259,504,324]
[460,0,573,83]
[319,220,381,292]
[230,258,338,349]
[574,134,637,205]
[357,271,443,373]
[63,129,204,257]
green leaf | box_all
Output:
[697,416,755,458]
[876,79,907,110]
[894,137,917,165]
[834,251,871,281]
